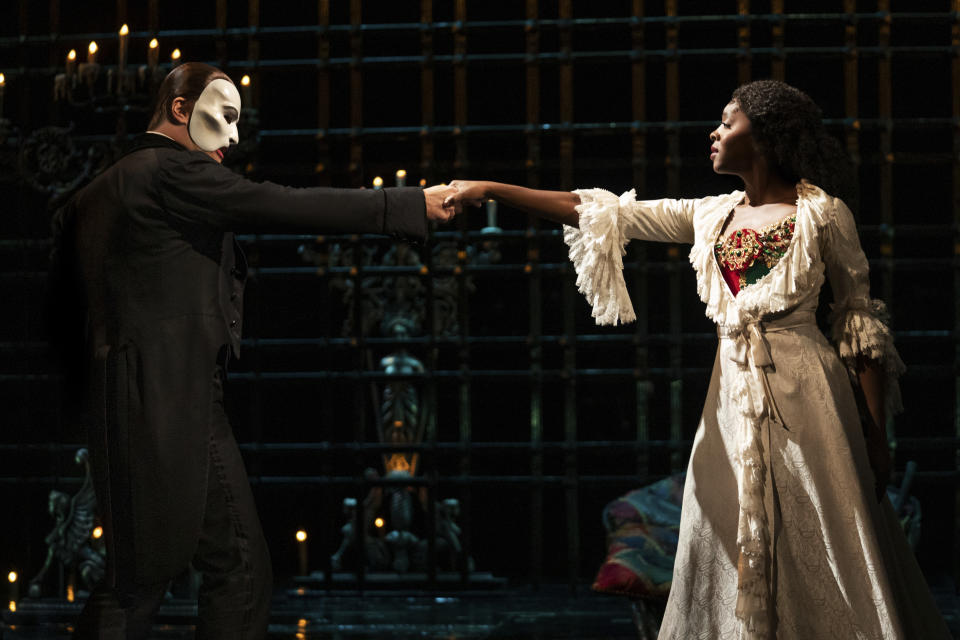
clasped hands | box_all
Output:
[423,181,488,223]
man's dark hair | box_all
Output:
[148,62,232,129]
[732,79,857,210]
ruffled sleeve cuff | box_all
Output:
[830,298,906,415]
[563,188,637,326]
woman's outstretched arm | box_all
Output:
[444,180,582,227]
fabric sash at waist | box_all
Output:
[715,309,817,637]
[716,310,816,426]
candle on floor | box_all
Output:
[295,530,308,576]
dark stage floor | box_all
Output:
[4,581,960,639]
[4,584,640,640]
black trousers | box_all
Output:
[75,362,272,639]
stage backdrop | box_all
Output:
[0,0,956,592]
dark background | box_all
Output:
[0,0,955,591]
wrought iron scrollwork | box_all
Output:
[18,125,114,209]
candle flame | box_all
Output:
[92,526,103,539]
[372,176,383,188]
[295,529,307,542]
[171,48,181,60]
[395,169,407,179]
[88,41,98,55]
[374,517,385,528]
[149,38,158,49]
[67,49,77,61]
[0,74,5,86]
[6,571,15,583]
[7,601,14,613]
[240,75,251,87]
[119,24,129,36]
[419,178,426,186]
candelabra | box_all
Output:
[300,186,501,577]
[52,30,170,114]
[12,28,260,211]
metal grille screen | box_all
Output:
[0,1,955,586]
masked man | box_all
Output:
[50,62,455,639]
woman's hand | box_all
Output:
[441,180,581,226]
[863,417,892,504]
[856,359,889,503]
[444,180,489,214]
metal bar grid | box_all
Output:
[3,11,957,46]
[876,0,897,458]
[631,0,651,479]
[952,0,960,591]
[664,0,684,475]
[525,0,544,589]
[0,2,955,592]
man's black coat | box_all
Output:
[52,134,427,587]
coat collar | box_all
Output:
[122,132,188,158]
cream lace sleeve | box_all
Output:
[563,188,697,326]
[822,196,906,414]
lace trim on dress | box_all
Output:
[830,298,906,416]
[685,192,741,327]
[566,182,906,639]
[689,181,833,638]
[563,188,637,325]
[735,181,831,320]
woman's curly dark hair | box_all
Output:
[732,80,857,210]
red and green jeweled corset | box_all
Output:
[714,215,796,296]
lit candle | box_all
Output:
[80,42,100,92]
[485,199,498,228]
[170,48,181,67]
[66,49,77,82]
[0,74,5,117]
[147,38,159,72]
[240,74,251,107]
[6,571,16,606]
[395,169,406,187]
[118,24,129,76]
[372,176,383,190]
[295,530,308,576]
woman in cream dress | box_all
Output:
[445,80,950,639]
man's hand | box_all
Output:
[424,184,458,223]
[443,180,487,215]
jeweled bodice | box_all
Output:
[714,215,796,296]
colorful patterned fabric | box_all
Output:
[592,473,685,599]
[715,215,796,295]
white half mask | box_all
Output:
[187,78,241,152]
